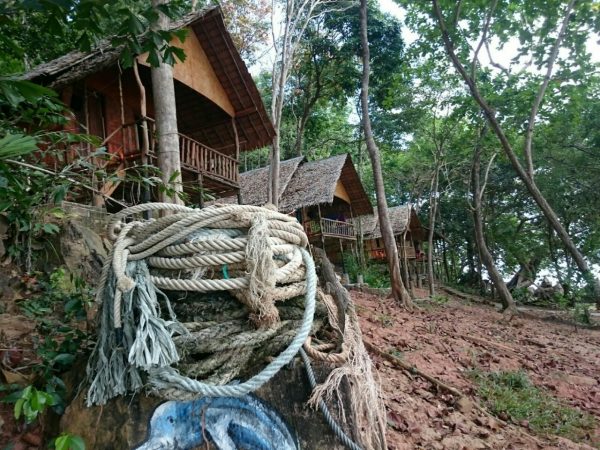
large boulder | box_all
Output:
[60,363,349,450]
[59,220,110,286]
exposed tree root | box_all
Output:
[363,341,547,448]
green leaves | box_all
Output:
[13,385,56,423]
[0,133,38,160]
[54,434,86,450]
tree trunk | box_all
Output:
[360,0,412,308]
[427,166,439,296]
[471,133,517,315]
[432,0,600,308]
[151,0,183,205]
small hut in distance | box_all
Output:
[222,154,372,264]
[358,205,433,288]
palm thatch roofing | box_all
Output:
[23,7,274,152]
[220,154,372,215]
[357,205,424,240]
[236,156,304,206]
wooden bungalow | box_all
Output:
[23,7,274,206]
[357,205,441,287]
[221,154,373,264]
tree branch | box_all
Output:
[524,0,576,179]
[470,0,498,81]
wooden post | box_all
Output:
[317,204,326,250]
[232,117,240,163]
[198,172,204,208]
[133,60,151,216]
[401,230,411,291]
[86,84,103,207]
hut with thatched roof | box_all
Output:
[221,154,372,264]
[24,6,274,207]
[358,205,425,260]
[356,205,442,288]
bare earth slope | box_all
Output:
[354,288,600,450]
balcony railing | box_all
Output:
[398,245,416,259]
[120,119,238,186]
[369,245,418,260]
[370,248,386,260]
[304,218,356,239]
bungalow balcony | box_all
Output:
[303,218,356,240]
[368,243,418,260]
[55,118,239,205]
[120,119,239,195]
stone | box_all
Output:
[60,363,352,450]
[59,220,110,286]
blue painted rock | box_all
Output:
[135,395,297,450]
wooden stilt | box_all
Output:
[198,172,204,208]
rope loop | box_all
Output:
[86,202,316,405]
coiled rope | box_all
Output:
[86,203,316,405]
[83,202,376,450]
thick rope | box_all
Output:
[147,247,316,397]
[86,203,316,405]
[299,348,363,450]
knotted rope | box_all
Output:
[86,203,316,406]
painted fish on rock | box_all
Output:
[135,395,298,450]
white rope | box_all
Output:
[148,248,316,397]
[86,203,316,405]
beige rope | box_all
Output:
[109,203,310,327]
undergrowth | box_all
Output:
[471,370,596,443]
[0,267,90,448]
[343,254,391,288]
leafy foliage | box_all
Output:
[0,0,192,74]
[472,370,595,442]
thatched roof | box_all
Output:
[23,8,214,88]
[358,205,424,240]
[23,7,274,152]
[219,154,372,215]
[278,154,370,215]
[237,156,304,206]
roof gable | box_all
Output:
[359,205,422,239]
[23,6,274,152]
[229,154,372,215]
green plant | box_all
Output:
[430,294,449,304]
[21,267,93,321]
[6,268,92,418]
[573,304,592,325]
[52,432,86,450]
[377,313,393,327]
[12,385,57,423]
[472,370,596,443]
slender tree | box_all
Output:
[359,0,412,307]
[269,0,350,205]
[471,126,518,316]
[151,0,183,204]
[426,161,440,296]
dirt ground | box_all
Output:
[2,276,600,449]
[353,287,600,450]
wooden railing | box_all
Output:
[120,119,238,185]
[398,245,416,259]
[370,245,418,260]
[370,248,386,260]
[320,218,355,239]
[178,133,238,184]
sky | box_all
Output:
[378,0,600,71]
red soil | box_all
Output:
[354,288,600,449]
